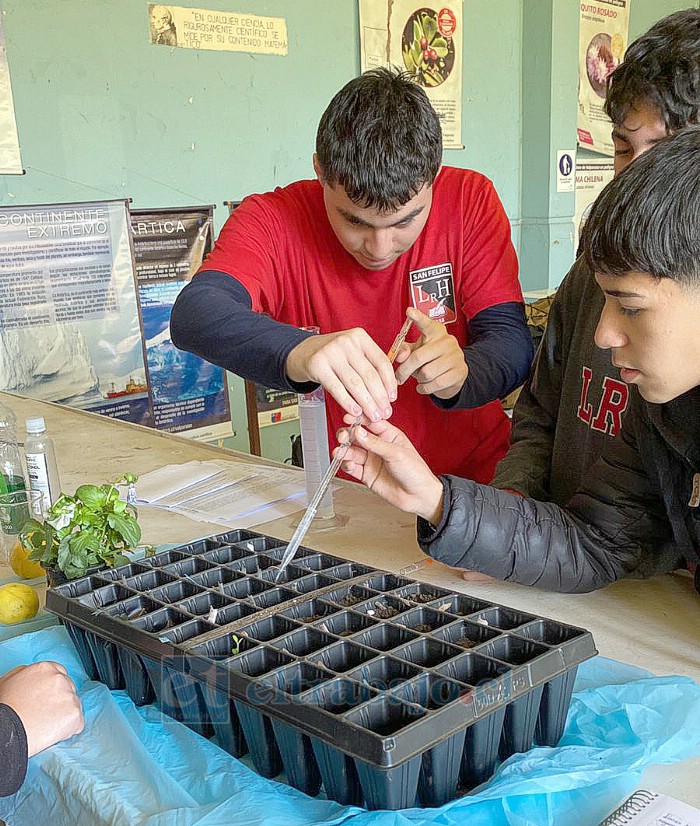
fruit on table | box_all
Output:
[9,540,45,579]
[0,582,40,624]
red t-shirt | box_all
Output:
[202,166,522,482]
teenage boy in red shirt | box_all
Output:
[171,67,532,482]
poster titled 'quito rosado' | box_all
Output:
[577,0,630,156]
[359,1,463,149]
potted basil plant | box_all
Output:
[21,473,153,585]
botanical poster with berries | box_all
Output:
[577,0,630,156]
[359,2,463,149]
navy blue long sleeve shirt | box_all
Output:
[170,270,533,406]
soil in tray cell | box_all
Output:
[332,586,376,608]
[355,595,411,620]
[434,619,500,650]
[393,606,453,634]
[393,582,453,604]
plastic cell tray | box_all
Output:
[46,528,597,810]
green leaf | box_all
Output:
[110,553,131,568]
[403,45,416,72]
[413,19,422,44]
[69,530,100,555]
[107,513,141,547]
[422,14,438,41]
[75,484,104,508]
[432,37,448,56]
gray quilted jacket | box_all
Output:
[418,386,699,593]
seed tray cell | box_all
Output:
[392,582,454,604]
[279,598,340,623]
[294,552,347,571]
[354,595,413,619]
[392,606,455,634]
[249,585,298,609]
[97,562,153,581]
[286,572,337,594]
[201,545,255,566]
[313,610,377,638]
[46,526,596,811]
[469,605,538,631]
[141,549,190,567]
[324,583,378,607]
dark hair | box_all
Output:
[315,67,442,211]
[584,127,700,284]
[605,8,700,131]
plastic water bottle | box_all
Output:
[298,385,335,519]
[24,416,61,512]
[0,401,26,496]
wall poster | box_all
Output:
[147,4,287,55]
[577,0,630,156]
[0,5,22,175]
[359,1,463,149]
[0,199,153,425]
[130,206,232,441]
[574,156,615,250]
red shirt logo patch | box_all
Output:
[409,263,456,324]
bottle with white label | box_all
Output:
[24,417,61,513]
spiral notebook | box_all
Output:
[599,789,700,825]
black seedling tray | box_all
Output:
[47,528,597,810]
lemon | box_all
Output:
[9,540,45,579]
[0,583,40,624]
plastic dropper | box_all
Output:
[274,315,414,582]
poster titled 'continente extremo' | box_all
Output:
[0,199,154,427]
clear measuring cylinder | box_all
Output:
[298,328,335,520]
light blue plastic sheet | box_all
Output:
[1,626,699,826]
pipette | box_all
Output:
[274,315,414,582]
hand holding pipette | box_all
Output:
[274,316,414,582]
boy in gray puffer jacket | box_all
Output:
[492,8,700,513]
[336,128,700,594]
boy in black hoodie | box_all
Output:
[337,128,700,594]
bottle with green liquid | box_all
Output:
[0,401,27,496]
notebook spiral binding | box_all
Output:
[599,791,659,825]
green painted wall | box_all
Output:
[0,0,695,460]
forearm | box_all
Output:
[433,302,533,409]
[170,271,317,392]
[417,476,647,593]
[0,703,28,796]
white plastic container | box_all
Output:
[24,416,61,513]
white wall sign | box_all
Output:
[0,5,22,175]
[556,150,575,192]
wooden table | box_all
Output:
[2,391,698,807]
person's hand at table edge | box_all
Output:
[0,661,84,758]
